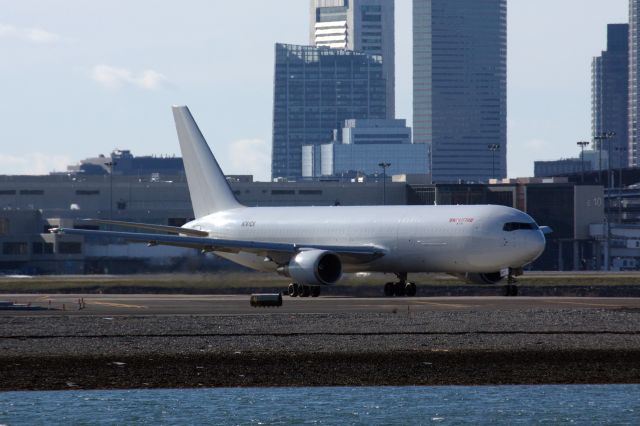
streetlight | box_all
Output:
[576,141,590,184]
[104,161,117,223]
[594,132,615,272]
[487,144,501,181]
[378,162,391,205]
[611,146,627,190]
[612,146,627,224]
[594,131,615,187]
[104,160,117,274]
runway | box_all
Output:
[2,294,640,389]
[3,294,640,316]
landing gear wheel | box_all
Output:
[394,282,406,297]
[288,283,299,297]
[299,285,311,298]
[311,286,321,297]
[405,282,417,297]
[384,282,395,297]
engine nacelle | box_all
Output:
[279,250,342,286]
[454,272,504,285]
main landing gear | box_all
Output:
[383,273,417,297]
[288,283,321,298]
[504,269,519,297]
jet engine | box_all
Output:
[455,272,504,285]
[279,250,342,286]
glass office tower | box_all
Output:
[310,0,395,119]
[592,24,629,170]
[413,0,507,183]
[271,43,386,180]
[629,0,640,167]
[302,118,429,178]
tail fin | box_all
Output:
[172,105,243,218]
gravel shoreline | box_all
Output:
[3,350,640,390]
[2,309,640,390]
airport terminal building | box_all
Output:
[0,153,618,274]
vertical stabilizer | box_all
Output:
[172,105,243,218]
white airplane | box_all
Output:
[56,106,549,297]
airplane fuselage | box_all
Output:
[55,106,548,295]
[185,204,546,275]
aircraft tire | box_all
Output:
[288,283,299,297]
[384,282,395,297]
[300,285,311,298]
[311,286,321,297]
[394,282,406,297]
[405,282,417,297]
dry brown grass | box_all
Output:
[1,271,640,293]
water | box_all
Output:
[0,385,638,425]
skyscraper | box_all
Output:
[592,24,629,170]
[271,44,386,180]
[413,0,507,183]
[629,0,640,167]
[310,0,395,119]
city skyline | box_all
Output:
[0,0,629,181]
[414,0,507,183]
[630,0,640,167]
[271,43,386,180]
[592,23,628,170]
[310,0,396,119]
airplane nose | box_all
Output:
[527,231,546,261]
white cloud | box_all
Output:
[91,65,167,91]
[138,70,166,90]
[0,153,72,175]
[227,139,271,182]
[0,24,61,44]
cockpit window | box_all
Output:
[503,222,539,232]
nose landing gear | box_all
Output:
[504,268,520,297]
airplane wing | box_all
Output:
[51,227,386,265]
[76,219,209,237]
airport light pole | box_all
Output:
[612,146,627,224]
[576,141,590,184]
[378,162,391,205]
[104,160,117,274]
[611,146,627,190]
[104,161,117,224]
[593,132,615,272]
[487,144,501,182]
[594,131,616,186]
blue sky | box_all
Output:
[0,0,629,181]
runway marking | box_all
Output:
[88,301,147,309]
[413,301,475,309]
[544,300,624,308]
